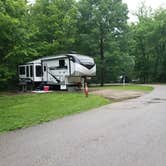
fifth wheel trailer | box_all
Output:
[18,53,96,90]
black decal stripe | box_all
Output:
[48,72,60,83]
[68,57,71,76]
[80,63,95,69]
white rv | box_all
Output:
[18,53,96,90]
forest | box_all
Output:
[0,0,166,90]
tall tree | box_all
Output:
[77,0,128,85]
[152,9,166,82]
[130,5,166,83]
[0,0,29,89]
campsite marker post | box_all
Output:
[84,82,88,97]
[83,77,88,97]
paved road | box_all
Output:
[0,85,166,166]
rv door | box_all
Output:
[34,64,42,82]
[42,63,48,82]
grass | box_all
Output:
[0,92,109,133]
[0,84,154,133]
[90,84,154,92]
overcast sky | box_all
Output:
[123,0,166,21]
[28,0,166,21]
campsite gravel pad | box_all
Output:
[90,89,146,101]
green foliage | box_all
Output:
[0,93,109,132]
[76,0,129,85]
[130,7,166,83]
[104,52,135,82]
[0,0,30,89]
[30,0,78,55]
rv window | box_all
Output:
[36,65,42,77]
[19,66,25,75]
[59,59,67,69]
[30,65,33,77]
[26,66,29,77]
[44,66,47,72]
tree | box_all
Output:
[130,5,166,83]
[77,0,129,85]
[0,0,29,89]
[152,9,166,82]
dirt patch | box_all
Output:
[0,88,147,101]
[90,89,146,101]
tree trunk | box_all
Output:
[100,36,104,86]
[100,24,104,87]
[139,37,147,83]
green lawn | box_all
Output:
[90,84,154,92]
[0,85,153,133]
[0,93,109,133]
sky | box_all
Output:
[123,0,166,22]
[28,0,166,22]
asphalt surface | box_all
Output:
[0,85,166,166]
